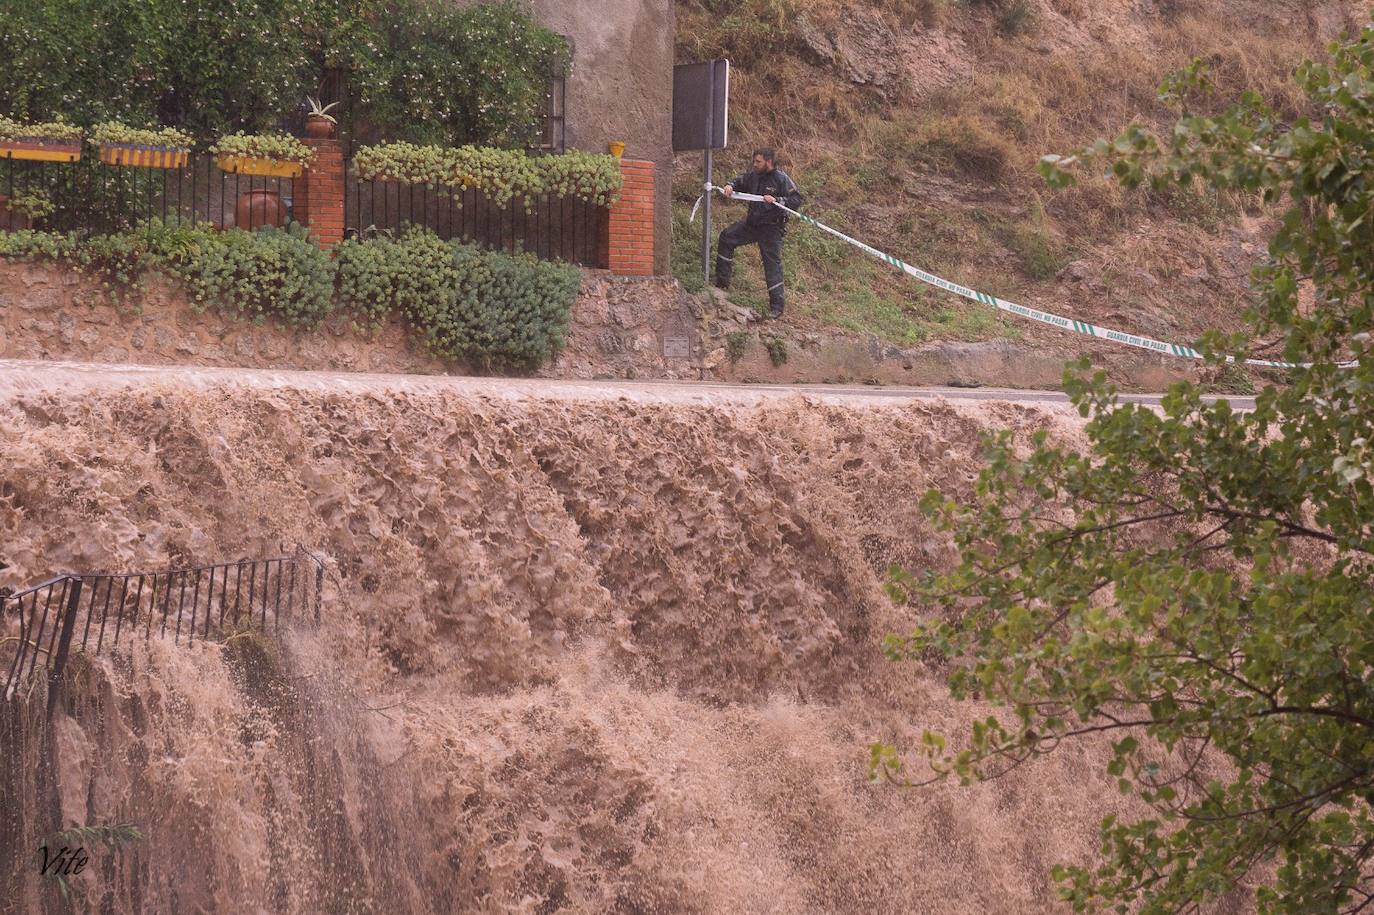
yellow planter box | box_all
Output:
[99,143,189,170]
[0,140,82,163]
[215,154,303,178]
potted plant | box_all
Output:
[0,188,55,230]
[211,132,315,178]
[0,117,83,163]
[91,122,193,169]
[304,97,339,139]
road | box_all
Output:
[0,359,1259,410]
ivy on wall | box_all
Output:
[0,0,569,149]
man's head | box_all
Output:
[752,148,776,173]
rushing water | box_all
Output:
[0,376,1142,913]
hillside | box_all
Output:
[673,0,1364,359]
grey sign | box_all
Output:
[672,60,730,152]
[662,315,693,359]
[663,333,692,360]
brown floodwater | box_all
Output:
[0,363,1150,914]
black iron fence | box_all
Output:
[1,149,610,268]
[345,173,608,268]
[1,549,325,708]
[0,154,295,234]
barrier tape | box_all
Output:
[696,185,1351,370]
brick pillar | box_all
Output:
[296,138,345,249]
[605,158,655,276]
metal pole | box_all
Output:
[701,60,716,287]
[46,579,83,719]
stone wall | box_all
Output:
[0,261,1215,391]
[0,262,703,380]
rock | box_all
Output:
[19,318,56,337]
[598,332,627,354]
[797,17,839,66]
[836,10,902,95]
[729,305,755,324]
[703,347,727,370]
[1060,260,1092,282]
[94,346,130,363]
[609,301,640,329]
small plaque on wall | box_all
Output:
[663,332,691,360]
[661,315,693,360]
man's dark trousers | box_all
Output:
[716,219,786,314]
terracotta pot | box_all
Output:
[0,194,33,231]
[235,189,287,230]
[304,116,335,139]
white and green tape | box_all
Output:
[699,185,1336,370]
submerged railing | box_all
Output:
[0,548,325,709]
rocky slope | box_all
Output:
[674,0,1366,362]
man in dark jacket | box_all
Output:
[716,148,803,319]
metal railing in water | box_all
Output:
[0,548,325,709]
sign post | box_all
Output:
[673,60,730,287]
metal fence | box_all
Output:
[0,154,295,234]
[1,549,325,708]
[2,146,611,268]
[345,174,608,268]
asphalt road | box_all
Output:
[0,359,1259,410]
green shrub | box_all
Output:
[764,335,788,366]
[163,223,335,327]
[336,225,580,367]
[0,117,83,143]
[1,219,580,365]
[997,0,1039,36]
[334,224,459,333]
[352,143,622,209]
[89,122,192,149]
[919,115,1013,182]
[0,229,79,262]
[209,133,315,167]
[0,228,154,300]
[726,330,750,363]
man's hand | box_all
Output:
[722,185,734,197]
[763,195,777,204]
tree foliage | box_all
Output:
[0,0,567,147]
[876,22,1374,915]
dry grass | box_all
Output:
[674,0,1334,343]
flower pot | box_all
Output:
[0,139,82,163]
[304,116,335,139]
[216,154,304,179]
[99,142,190,169]
[608,141,626,159]
[0,194,33,231]
[235,188,287,230]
